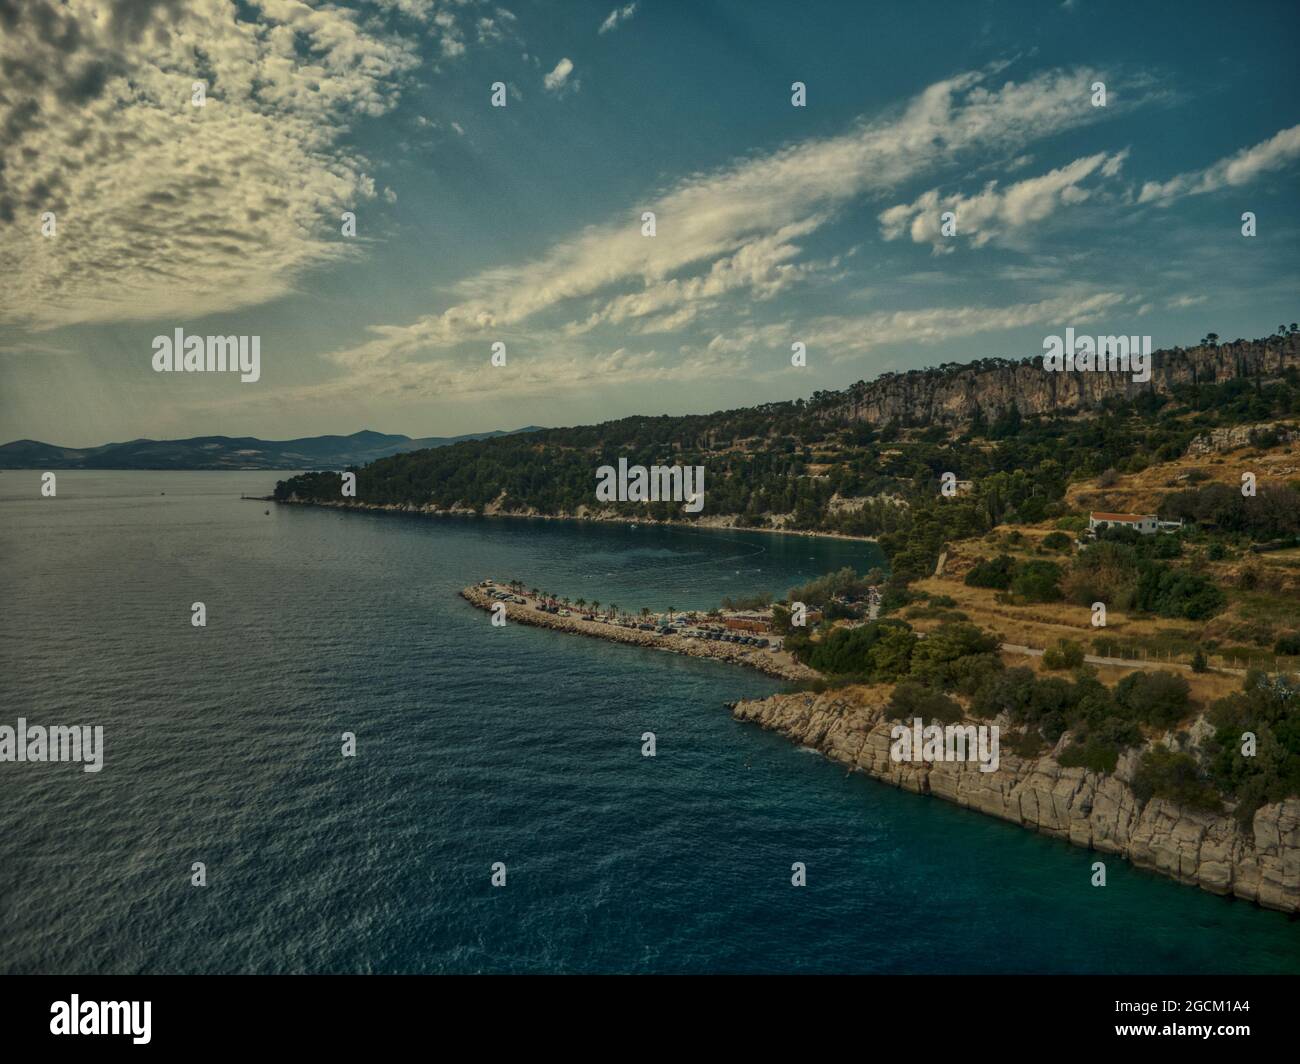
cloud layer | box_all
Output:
[326,65,1122,384]
[0,0,486,329]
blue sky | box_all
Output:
[1,0,1297,445]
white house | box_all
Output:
[1088,511,1158,535]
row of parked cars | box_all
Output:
[480,584,779,651]
[682,628,774,649]
[596,614,775,649]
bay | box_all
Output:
[1,470,1296,974]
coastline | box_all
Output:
[292,493,1297,916]
[270,495,881,546]
[463,579,1299,914]
[732,687,1300,914]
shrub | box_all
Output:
[1204,672,1300,825]
[908,623,1001,690]
[1041,531,1073,551]
[1007,729,1047,758]
[965,554,1016,590]
[1056,717,1142,774]
[1011,560,1063,602]
[786,566,871,609]
[868,625,920,681]
[1114,671,1192,728]
[1274,634,1300,656]
[1058,738,1121,774]
[1042,639,1085,670]
[971,667,1038,721]
[887,681,963,724]
[798,619,913,677]
[1132,747,1223,812]
[1133,561,1226,620]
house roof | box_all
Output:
[1090,511,1155,522]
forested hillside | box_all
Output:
[277,331,1300,585]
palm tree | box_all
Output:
[591,600,601,615]
[639,607,650,619]
[575,597,586,610]
[530,587,539,599]
[666,605,676,622]
[561,596,570,608]
[609,603,618,620]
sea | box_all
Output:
[1,470,1297,974]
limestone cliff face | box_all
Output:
[731,688,1300,913]
[826,336,1298,426]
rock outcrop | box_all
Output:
[825,336,1298,426]
[1186,421,1297,456]
[731,687,1300,913]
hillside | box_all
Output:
[274,331,1300,566]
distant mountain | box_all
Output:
[0,427,544,470]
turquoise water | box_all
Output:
[1,470,1297,974]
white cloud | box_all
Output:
[0,0,485,330]
[599,3,640,35]
[543,57,577,93]
[325,64,1128,378]
[704,290,1131,361]
[1138,124,1300,205]
[879,150,1128,249]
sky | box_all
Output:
[1,0,1298,446]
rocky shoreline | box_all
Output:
[731,686,1300,914]
[459,585,818,682]
[464,583,1299,912]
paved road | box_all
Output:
[999,642,1246,676]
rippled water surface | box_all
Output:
[2,471,1297,974]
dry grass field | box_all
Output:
[890,431,1300,705]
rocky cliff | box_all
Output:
[827,336,1298,426]
[731,687,1300,913]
